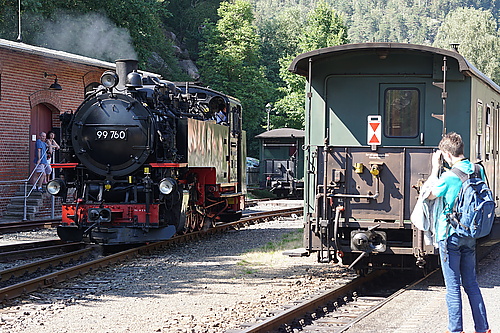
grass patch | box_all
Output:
[237,259,252,266]
[258,229,303,252]
[246,189,277,199]
[241,268,258,274]
[236,229,304,275]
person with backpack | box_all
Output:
[427,132,491,333]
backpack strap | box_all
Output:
[450,163,481,182]
[447,163,480,231]
[450,167,468,183]
[472,163,481,178]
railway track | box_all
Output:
[0,219,60,234]
[0,239,85,262]
[0,206,303,302]
[232,269,437,333]
[244,198,273,207]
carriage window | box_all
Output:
[486,105,491,160]
[477,101,483,160]
[384,88,419,137]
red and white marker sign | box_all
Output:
[367,115,381,146]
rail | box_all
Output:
[0,148,55,221]
[236,269,441,332]
[0,207,303,301]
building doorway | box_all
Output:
[30,103,55,178]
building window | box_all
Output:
[384,88,419,138]
[84,82,100,96]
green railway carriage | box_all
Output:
[289,43,500,271]
[256,128,305,197]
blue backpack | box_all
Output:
[447,164,495,239]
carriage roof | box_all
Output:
[289,43,500,95]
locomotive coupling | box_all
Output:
[350,227,387,253]
[88,208,112,223]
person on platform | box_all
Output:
[45,130,60,182]
[426,132,490,333]
[33,131,51,193]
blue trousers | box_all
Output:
[438,234,489,333]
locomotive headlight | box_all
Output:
[159,178,176,195]
[101,71,119,88]
[47,179,66,196]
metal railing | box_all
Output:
[0,148,55,221]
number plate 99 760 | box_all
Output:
[95,130,127,140]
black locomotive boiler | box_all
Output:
[49,60,246,244]
[289,43,500,272]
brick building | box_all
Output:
[0,38,115,218]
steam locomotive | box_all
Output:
[289,43,500,272]
[49,60,246,244]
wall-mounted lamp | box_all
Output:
[44,72,62,90]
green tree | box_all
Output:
[257,6,308,85]
[198,0,271,157]
[298,1,348,51]
[271,57,306,129]
[433,7,500,82]
[0,0,184,79]
[163,0,223,60]
[346,0,435,44]
[271,1,349,130]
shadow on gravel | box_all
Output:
[51,225,344,303]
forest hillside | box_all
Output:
[1,0,499,155]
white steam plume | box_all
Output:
[34,12,137,62]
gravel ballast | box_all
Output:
[0,211,349,333]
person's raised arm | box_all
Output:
[426,150,442,200]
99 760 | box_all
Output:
[95,129,127,140]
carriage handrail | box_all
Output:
[0,148,53,220]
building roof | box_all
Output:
[0,38,115,69]
[0,38,165,79]
[256,128,305,139]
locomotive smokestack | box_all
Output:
[115,59,138,91]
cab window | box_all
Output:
[384,88,419,138]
